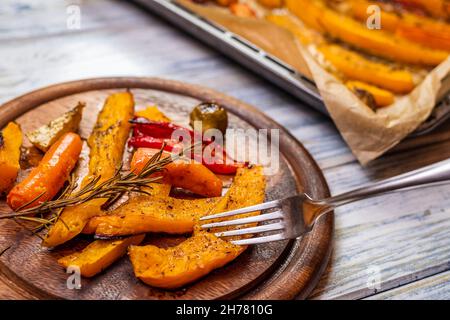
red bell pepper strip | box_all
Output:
[129,118,246,174]
[128,136,179,152]
[130,118,212,143]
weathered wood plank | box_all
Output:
[310,138,450,299]
[365,271,450,300]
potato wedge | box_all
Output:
[26,103,84,152]
[58,234,145,277]
[128,166,265,289]
[43,92,134,248]
[0,122,22,195]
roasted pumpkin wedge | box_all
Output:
[258,0,283,9]
[267,13,415,94]
[286,0,449,66]
[135,105,171,122]
[43,92,134,248]
[58,234,145,277]
[83,183,171,234]
[128,232,242,289]
[26,102,84,152]
[346,81,395,108]
[346,0,450,51]
[0,122,22,195]
[128,166,265,289]
[131,148,223,198]
[93,196,221,237]
[82,107,172,235]
[82,183,172,235]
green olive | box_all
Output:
[189,102,228,134]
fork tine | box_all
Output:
[200,210,283,229]
[214,222,284,238]
[199,200,281,221]
[231,233,289,246]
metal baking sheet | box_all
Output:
[133,0,450,136]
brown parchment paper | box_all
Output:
[178,0,450,165]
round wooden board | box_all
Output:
[0,77,333,300]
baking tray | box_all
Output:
[132,0,450,136]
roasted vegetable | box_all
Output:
[128,166,265,289]
[286,0,449,66]
[189,102,228,135]
[93,196,221,237]
[267,13,415,94]
[7,133,82,211]
[43,92,134,248]
[131,148,223,198]
[215,0,238,6]
[258,0,283,8]
[346,0,450,51]
[81,107,172,236]
[129,231,242,289]
[58,234,145,277]
[135,105,171,122]
[84,92,134,183]
[229,3,256,18]
[346,81,395,108]
[394,0,450,19]
[26,103,84,152]
[130,118,244,175]
[0,122,22,195]
[81,183,172,234]
[318,44,415,94]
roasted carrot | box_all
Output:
[347,0,450,51]
[394,0,450,19]
[131,148,223,198]
[7,132,82,211]
[346,81,395,108]
[286,0,449,66]
[267,13,415,94]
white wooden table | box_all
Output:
[1,0,450,300]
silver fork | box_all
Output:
[200,158,450,245]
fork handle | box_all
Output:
[319,158,450,208]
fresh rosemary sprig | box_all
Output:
[0,146,184,224]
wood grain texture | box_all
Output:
[365,271,450,300]
[1,0,450,299]
[0,78,333,300]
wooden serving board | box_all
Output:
[0,78,333,300]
